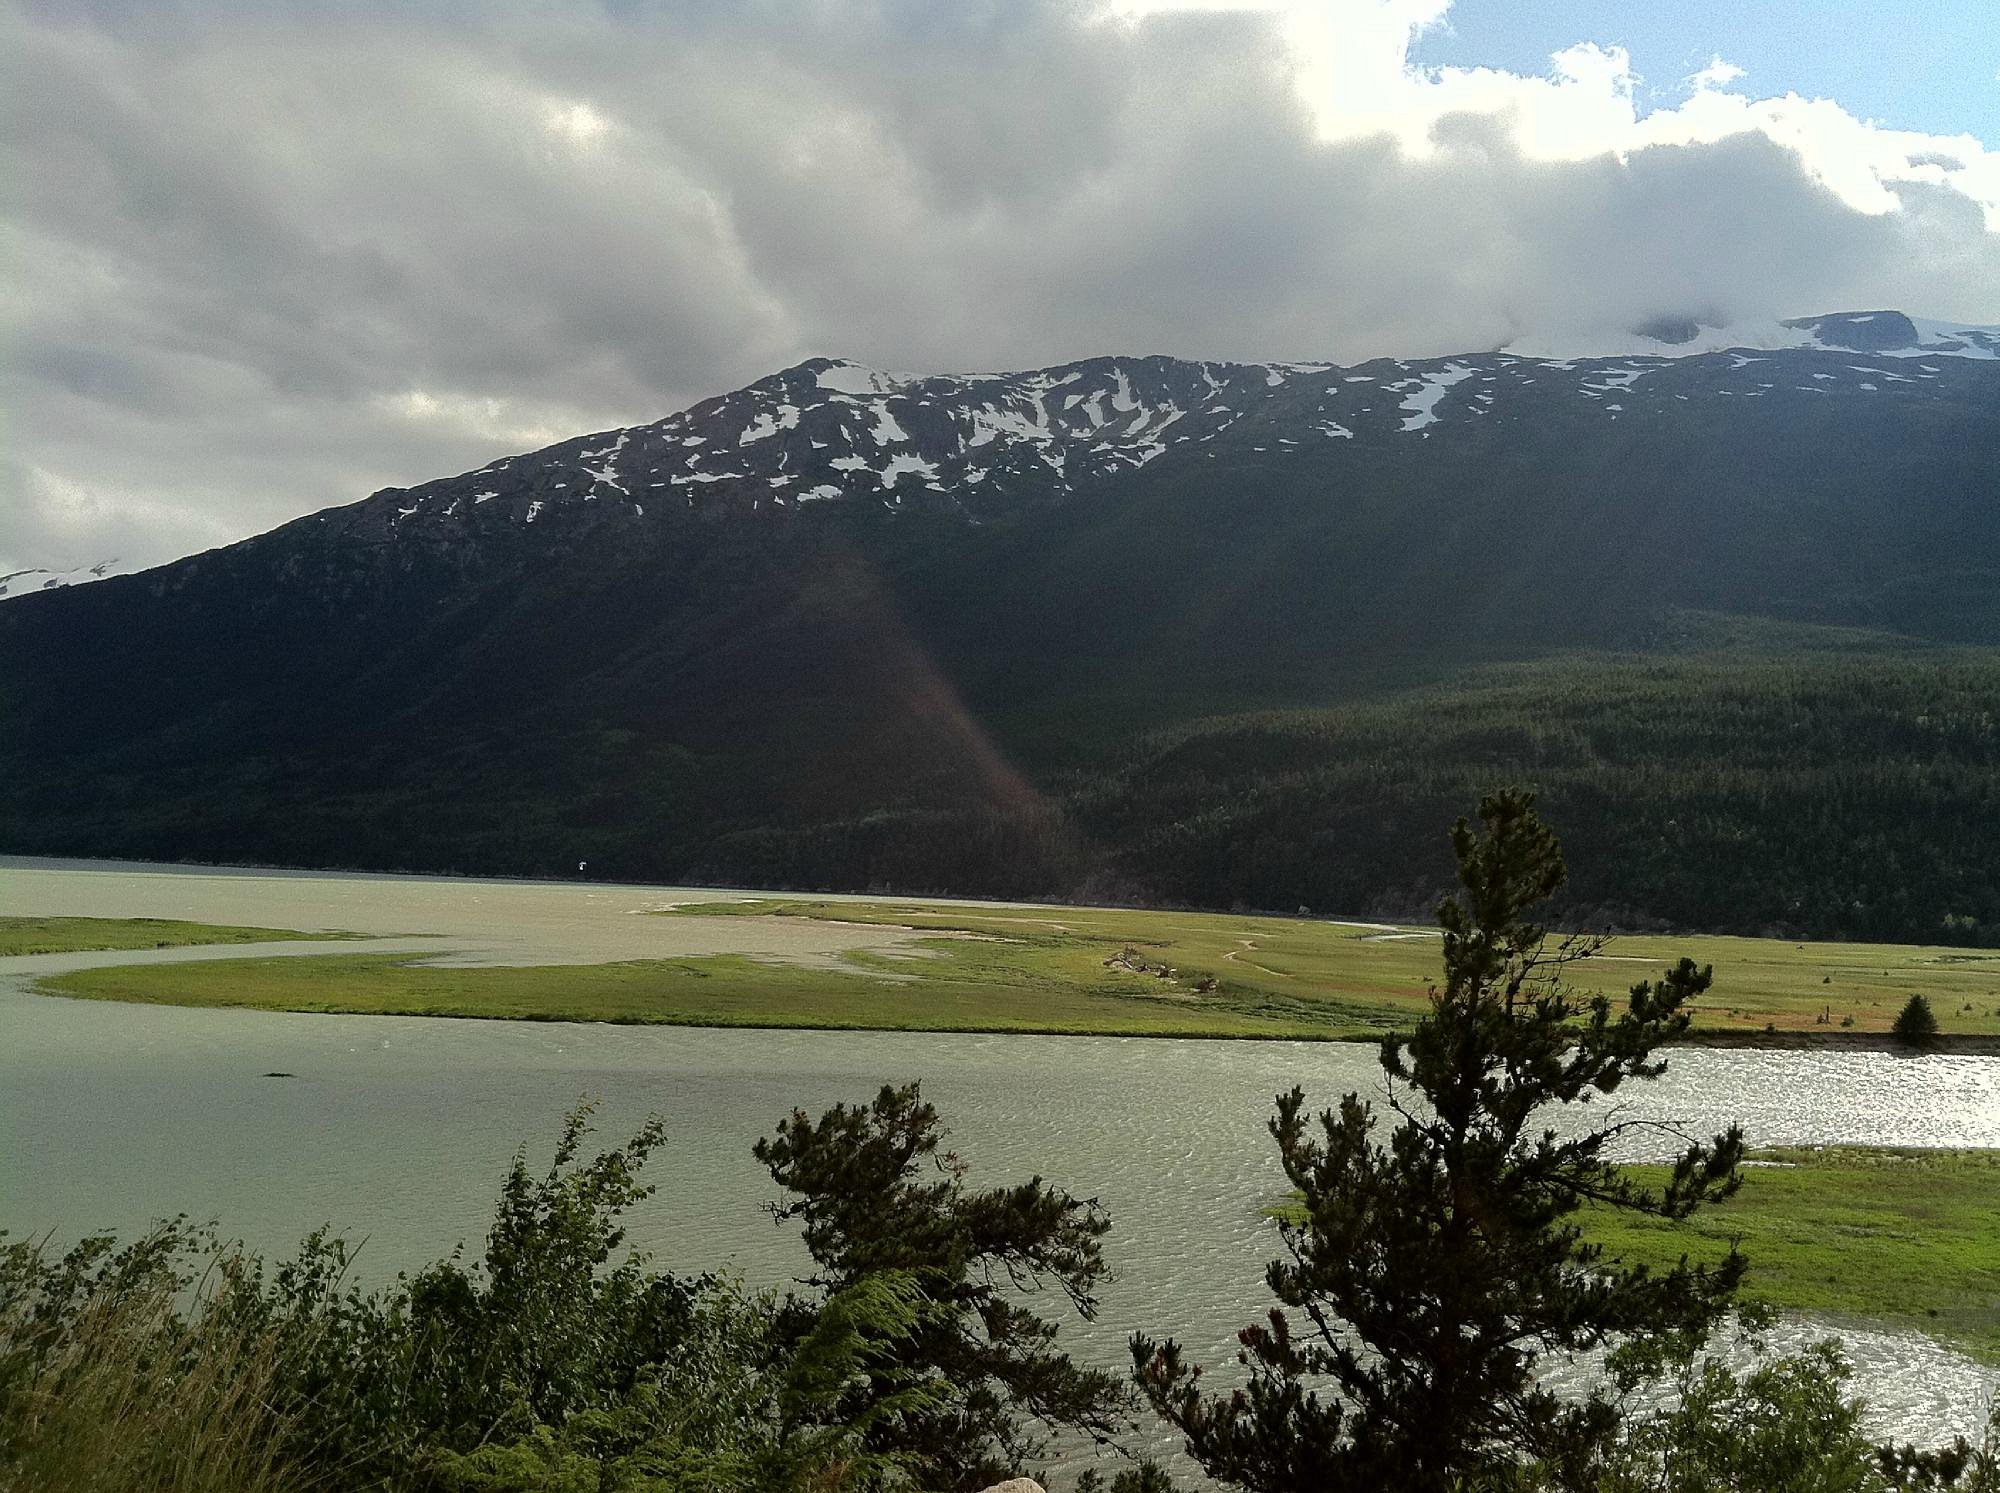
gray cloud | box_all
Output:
[5,0,1999,570]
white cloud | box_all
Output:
[540,98,615,151]
[1690,56,1747,93]
[2,0,1996,572]
[373,388,597,451]
[1160,2,2000,226]
[3,462,240,575]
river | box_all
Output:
[2,856,1997,1471]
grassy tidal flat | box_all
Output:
[30,896,2000,1041]
[1592,1147,2000,1362]
[1266,1146,2000,1363]
[0,914,353,956]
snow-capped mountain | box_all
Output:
[1503,309,2000,362]
[325,308,1998,545]
[9,308,1993,599]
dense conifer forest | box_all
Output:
[11,643,2000,944]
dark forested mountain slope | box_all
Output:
[5,311,1999,939]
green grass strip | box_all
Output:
[35,949,1384,1038]
[1272,1147,2000,1363]
[0,915,359,957]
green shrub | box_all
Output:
[1597,1325,1886,1493]
[3,1091,1126,1493]
[1893,994,1942,1045]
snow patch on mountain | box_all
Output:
[877,453,938,487]
[868,402,909,445]
[577,431,631,494]
[1396,363,1478,431]
[1908,318,2000,359]
[739,406,801,443]
[814,361,915,396]
[0,558,141,603]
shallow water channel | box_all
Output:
[3,857,1998,1472]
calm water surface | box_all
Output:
[3,857,1997,1469]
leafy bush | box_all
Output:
[1594,1316,2000,1493]
[430,1271,948,1493]
[1597,1320,1887,1493]
[2,1092,1132,1493]
[209,1104,712,1487]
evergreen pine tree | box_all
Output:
[756,1082,1128,1491]
[1892,994,1941,1046]
[1131,790,1747,1492]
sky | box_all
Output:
[5,0,1999,574]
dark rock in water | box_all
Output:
[261,1071,295,1078]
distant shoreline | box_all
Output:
[21,977,2000,1054]
[11,894,2000,1049]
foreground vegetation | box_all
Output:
[8,794,1997,1492]
[37,895,2000,1042]
[2,1089,1136,1493]
[8,1111,1993,1493]
[0,915,352,957]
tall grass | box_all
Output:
[0,1231,310,1493]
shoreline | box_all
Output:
[12,851,2000,954]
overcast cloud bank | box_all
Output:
[6,0,1999,571]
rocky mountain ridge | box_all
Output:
[333,308,2000,544]
[9,309,1994,601]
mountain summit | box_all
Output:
[263,307,2000,548]
[11,310,1995,598]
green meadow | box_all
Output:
[1265,1146,2000,1363]
[0,915,353,957]
[29,895,2000,1041]
[1593,1147,2000,1362]
[682,899,2000,1038]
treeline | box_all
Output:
[1077,650,2000,942]
[676,649,2000,943]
